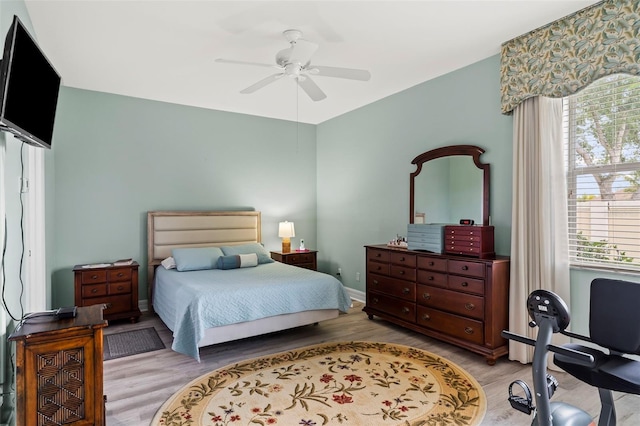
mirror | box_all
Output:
[410,145,490,226]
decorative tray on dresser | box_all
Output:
[363,244,510,365]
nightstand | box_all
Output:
[270,250,318,271]
[73,261,141,323]
[9,304,107,426]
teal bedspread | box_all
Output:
[154,262,352,360]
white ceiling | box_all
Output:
[24,0,598,125]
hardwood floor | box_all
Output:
[103,301,640,425]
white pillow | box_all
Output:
[161,256,177,270]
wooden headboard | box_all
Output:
[146,210,262,303]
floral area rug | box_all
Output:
[151,341,486,426]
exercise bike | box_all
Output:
[502,290,596,426]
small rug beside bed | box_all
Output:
[151,341,486,426]
[104,327,165,360]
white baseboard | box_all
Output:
[345,287,365,303]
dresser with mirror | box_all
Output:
[363,145,510,365]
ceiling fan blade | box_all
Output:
[215,58,275,68]
[297,76,326,101]
[310,65,371,81]
[288,39,319,65]
[240,73,284,94]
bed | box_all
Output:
[147,210,352,360]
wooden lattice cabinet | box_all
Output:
[9,304,107,426]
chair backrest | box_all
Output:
[590,278,640,354]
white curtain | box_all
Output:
[509,96,570,364]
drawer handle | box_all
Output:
[422,314,431,321]
[401,307,410,315]
[373,298,379,304]
[399,270,405,275]
[117,286,124,291]
[400,256,405,261]
[461,265,469,271]
[117,272,124,277]
[428,261,434,266]
[464,327,474,335]
[428,276,434,281]
[402,287,410,295]
[372,280,379,286]
[91,275,98,280]
[91,288,98,294]
[461,281,469,287]
[422,292,431,300]
[465,303,475,311]
[375,253,381,257]
[376,266,382,271]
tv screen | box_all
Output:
[0,15,61,149]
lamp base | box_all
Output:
[282,238,291,253]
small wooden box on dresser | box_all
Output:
[363,244,510,365]
[73,261,141,322]
[8,304,107,426]
[270,250,318,271]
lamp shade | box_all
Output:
[278,221,295,238]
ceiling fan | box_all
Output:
[215,29,371,101]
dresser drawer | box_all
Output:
[417,257,447,272]
[448,275,484,295]
[389,264,416,281]
[367,248,390,263]
[390,252,416,267]
[416,307,484,345]
[417,285,484,320]
[367,260,389,276]
[108,268,132,282]
[417,270,447,288]
[80,270,107,284]
[448,260,485,278]
[367,273,415,301]
[367,292,416,321]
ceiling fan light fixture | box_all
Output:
[216,28,371,102]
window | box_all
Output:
[564,74,640,271]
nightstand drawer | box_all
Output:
[109,281,132,295]
[271,250,318,271]
[80,270,107,284]
[108,268,132,282]
[82,283,107,298]
[90,294,134,315]
[287,253,315,264]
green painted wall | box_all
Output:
[51,88,317,307]
[316,55,514,293]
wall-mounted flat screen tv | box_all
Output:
[0,15,61,149]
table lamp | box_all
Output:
[278,221,295,253]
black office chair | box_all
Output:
[553,278,640,426]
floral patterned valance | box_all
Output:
[500,0,640,114]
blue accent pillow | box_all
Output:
[172,247,224,271]
[220,243,274,264]
[217,253,259,270]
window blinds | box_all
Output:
[563,74,640,271]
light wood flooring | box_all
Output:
[103,301,640,425]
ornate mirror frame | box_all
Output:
[409,145,490,226]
